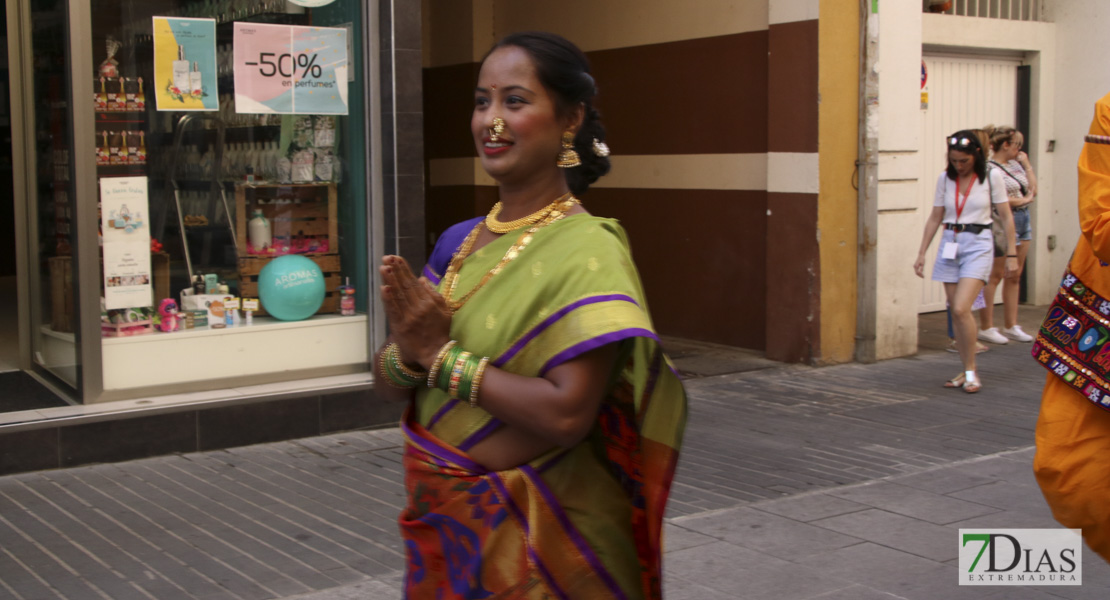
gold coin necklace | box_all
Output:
[442,195,579,313]
[485,192,574,233]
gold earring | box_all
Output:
[557,130,581,168]
[489,117,506,142]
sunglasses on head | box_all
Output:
[949,136,975,149]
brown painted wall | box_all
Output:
[423,31,776,350]
[765,19,821,361]
[765,192,820,362]
[588,32,769,155]
[768,20,819,154]
[587,188,768,349]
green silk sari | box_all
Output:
[401,213,687,599]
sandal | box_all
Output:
[944,373,965,388]
[963,373,981,394]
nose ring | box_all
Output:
[490,117,506,142]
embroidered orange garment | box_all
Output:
[1034,91,1110,563]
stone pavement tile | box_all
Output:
[954,453,1040,487]
[895,565,1079,600]
[950,509,1058,531]
[805,584,908,599]
[999,447,1037,462]
[665,540,792,578]
[663,522,717,552]
[751,492,870,523]
[672,506,863,560]
[795,541,946,592]
[811,508,957,562]
[826,480,1001,525]
[279,579,399,599]
[892,466,999,494]
[698,561,853,600]
[948,481,1056,517]
[662,575,737,600]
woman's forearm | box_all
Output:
[465,345,617,448]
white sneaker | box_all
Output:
[978,327,1009,345]
[1002,325,1034,342]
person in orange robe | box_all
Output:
[1033,91,1110,563]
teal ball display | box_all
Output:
[258,255,326,321]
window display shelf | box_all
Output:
[101,313,368,392]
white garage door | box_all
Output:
[919,53,1021,313]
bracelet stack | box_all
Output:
[427,340,491,407]
[379,342,428,388]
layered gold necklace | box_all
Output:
[443,194,580,313]
[485,192,574,233]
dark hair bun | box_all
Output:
[490,32,611,195]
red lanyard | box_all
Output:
[953,176,973,223]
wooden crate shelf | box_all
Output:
[238,252,341,317]
[235,183,337,256]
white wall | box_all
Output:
[874,0,924,359]
[921,13,1056,307]
[1042,0,1110,288]
[875,4,1060,359]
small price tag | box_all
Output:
[225,297,241,310]
[242,298,259,311]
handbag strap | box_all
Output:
[989,160,1028,196]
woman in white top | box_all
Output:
[914,130,1018,392]
[978,126,1038,345]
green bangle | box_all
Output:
[437,346,464,391]
[380,344,420,388]
[456,354,482,401]
[427,340,458,388]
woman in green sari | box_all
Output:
[375,32,687,599]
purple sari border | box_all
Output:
[426,398,460,430]
[422,265,441,285]
[458,418,504,452]
[540,328,658,376]
[493,294,640,368]
[519,465,629,600]
[488,473,571,600]
[402,419,489,475]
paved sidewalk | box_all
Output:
[2,311,1107,599]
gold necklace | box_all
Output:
[485,192,574,233]
[443,195,579,312]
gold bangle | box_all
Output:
[427,340,457,388]
[469,357,490,408]
[388,343,428,381]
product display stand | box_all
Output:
[167,113,237,284]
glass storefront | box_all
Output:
[10,0,382,402]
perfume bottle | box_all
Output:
[136,131,147,165]
[172,46,191,94]
[248,209,271,252]
[189,61,203,95]
[136,77,145,110]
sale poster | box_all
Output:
[152,17,218,111]
[100,177,153,309]
[234,23,349,115]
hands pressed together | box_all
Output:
[379,255,452,370]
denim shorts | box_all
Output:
[932,228,994,283]
[1013,207,1032,244]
